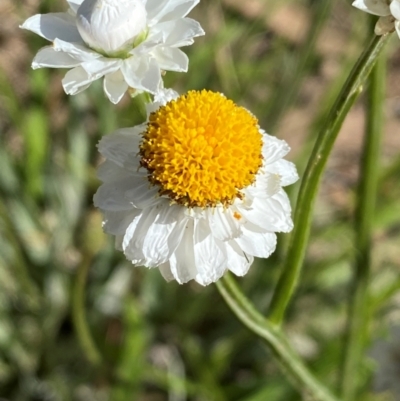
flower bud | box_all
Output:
[76,0,147,56]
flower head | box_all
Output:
[75,0,148,56]
[352,0,400,36]
[93,90,298,285]
[21,0,204,103]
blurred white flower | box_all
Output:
[93,89,298,285]
[21,0,204,103]
[352,0,400,36]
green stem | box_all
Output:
[72,256,102,367]
[216,274,341,401]
[268,33,391,325]
[339,41,387,401]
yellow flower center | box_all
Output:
[140,90,263,208]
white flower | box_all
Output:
[93,89,298,286]
[20,0,204,104]
[352,0,400,36]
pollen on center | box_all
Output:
[139,90,263,208]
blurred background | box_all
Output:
[1,0,400,400]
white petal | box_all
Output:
[246,172,282,200]
[97,160,133,182]
[123,213,146,264]
[32,46,81,69]
[139,57,162,93]
[103,209,142,235]
[62,66,95,94]
[154,88,179,103]
[235,227,277,258]
[123,206,160,265]
[146,88,179,114]
[239,190,293,233]
[20,13,83,43]
[121,56,161,93]
[263,160,299,187]
[169,219,197,283]
[97,128,143,169]
[121,57,147,89]
[103,70,129,104]
[146,0,171,22]
[67,0,84,14]
[390,0,400,20]
[159,262,174,281]
[133,18,203,56]
[94,176,160,211]
[131,30,164,55]
[152,47,188,72]
[207,208,242,241]
[193,218,227,286]
[146,0,200,25]
[153,18,204,47]
[122,203,182,267]
[262,133,291,165]
[141,204,187,267]
[158,1,200,23]
[226,240,253,277]
[80,59,121,79]
[124,180,162,209]
[53,38,101,61]
[94,177,139,211]
[352,0,391,16]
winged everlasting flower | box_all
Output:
[21,0,204,103]
[352,0,400,36]
[93,89,298,285]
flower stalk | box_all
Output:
[339,36,387,401]
[216,274,341,401]
[72,256,102,367]
[268,33,391,326]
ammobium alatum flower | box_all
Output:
[352,0,400,36]
[21,0,204,103]
[93,89,298,285]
